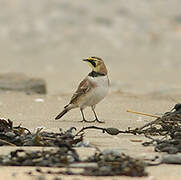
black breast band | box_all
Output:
[88,71,105,77]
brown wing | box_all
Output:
[69,77,90,104]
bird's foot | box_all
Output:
[79,119,104,123]
[85,118,105,123]
[94,118,105,123]
[79,119,93,123]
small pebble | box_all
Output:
[35,98,44,102]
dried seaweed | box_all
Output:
[83,150,147,176]
[132,103,181,136]
[0,102,180,176]
[0,118,82,147]
[142,134,181,154]
[0,148,79,167]
[137,104,181,154]
[1,104,180,148]
[19,149,147,177]
[76,104,181,155]
[78,104,181,136]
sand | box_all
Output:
[0,0,181,179]
[0,92,180,180]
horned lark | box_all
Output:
[55,56,109,123]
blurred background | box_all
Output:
[0,0,181,95]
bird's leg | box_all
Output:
[79,108,91,123]
[91,106,105,123]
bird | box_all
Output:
[55,56,109,123]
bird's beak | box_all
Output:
[83,59,89,62]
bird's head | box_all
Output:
[83,56,107,74]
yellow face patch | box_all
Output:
[87,58,99,71]
[88,57,98,61]
[83,57,102,72]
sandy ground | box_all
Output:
[0,0,181,179]
[0,92,180,180]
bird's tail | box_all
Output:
[55,104,71,120]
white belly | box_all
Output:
[81,76,109,108]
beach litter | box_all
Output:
[0,118,148,176]
[0,119,82,147]
[0,103,181,177]
[0,148,147,177]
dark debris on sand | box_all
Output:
[1,103,181,176]
[6,149,147,177]
[0,119,82,147]
[140,104,181,154]
[0,148,79,167]
[0,118,148,177]
[76,104,181,156]
[137,103,181,136]
[83,150,147,176]
[75,104,181,137]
